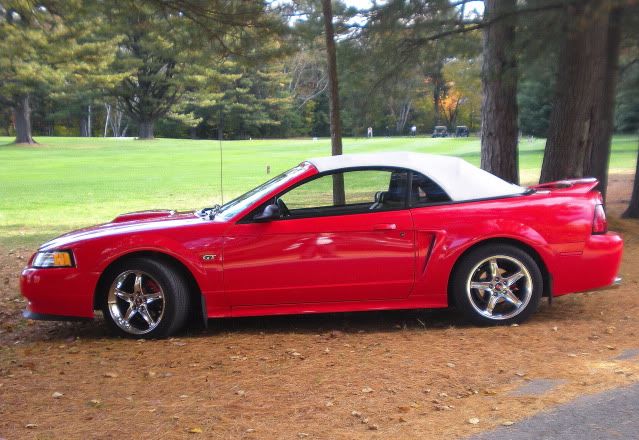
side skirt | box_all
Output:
[224,297,448,319]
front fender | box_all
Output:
[79,234,219,299]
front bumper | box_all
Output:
[21,267,97,319]
[23,310,93,321]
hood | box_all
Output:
[40,209,205,250]
[111,209,178,223]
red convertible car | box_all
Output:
[21,152,623,338]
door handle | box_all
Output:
[373,223,397,230]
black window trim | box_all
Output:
[238,166,414,223]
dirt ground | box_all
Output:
[1,174,638,440]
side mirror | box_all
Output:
[253,203,281,222]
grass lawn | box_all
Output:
[1,135,637,247]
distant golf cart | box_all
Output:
[432,126,449,138]
[455,126,470,137]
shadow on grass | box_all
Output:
[0,234,61,249]
[0,227,76,249]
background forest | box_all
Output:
[2,0,639,213]
[1,0,637,141]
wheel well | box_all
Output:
[93,251,206,327]
[447,238,551,306]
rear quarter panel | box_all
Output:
[410,191,597,306]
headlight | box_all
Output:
[32,250,75,268]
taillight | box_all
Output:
[592,204,607,234]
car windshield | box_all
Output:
[213,163,311,221]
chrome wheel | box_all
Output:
[107,270,165,335]
[466,255,533,320]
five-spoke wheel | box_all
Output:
[101,257,190,338]
[452,244,542,325]
[107,270,165,335]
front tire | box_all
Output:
[451,244,543,325]
[100,257,190,338]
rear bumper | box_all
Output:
[588,276,622,292]
[551,232,623,296]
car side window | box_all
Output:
[411,172,451,205]
[278,169,408,217]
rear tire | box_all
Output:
[100,257,190,338]
[451,244,543,326]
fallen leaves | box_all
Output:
[286,349,305,359]
[103,372,118,378]
[467,417,480,425]
[187,427,203,434]
[51,391,63,399]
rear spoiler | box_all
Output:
[528,178,599,195]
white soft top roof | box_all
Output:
[307,152,525,201]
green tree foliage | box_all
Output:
[616,64,639,133]
[2,0,637,148]
[87,0,285,139]
[109,3,224,139]
[518,68,555,137]
[353,0,482,135]
[441,58,481,131]
[615,10,639,134]
[0,1,120,143]
[193,60,295,139]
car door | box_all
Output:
[223,168,416,306]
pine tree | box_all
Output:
[111,1,284,139]
[0,1,120,144]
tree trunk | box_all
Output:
[623,139,639,218]
[480,0,519,184]
[540,0,609,183]
[433,78,442,124]
[13,95,36,145]
[87,105,92,137]
[321,0,345,205]
[584,8,623,202]
[138,121,155,139]
[80,118,89,137]
[104,103,111,137]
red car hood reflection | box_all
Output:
[40,210,203,251]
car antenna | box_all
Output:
[219,110,224,205]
